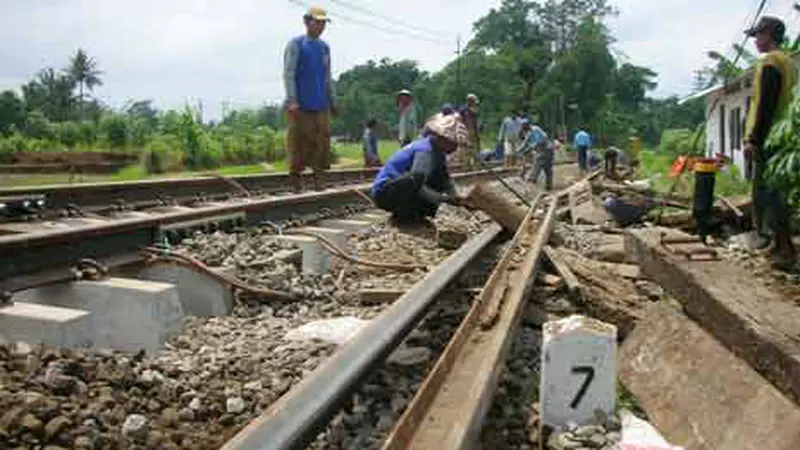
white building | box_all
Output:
[682,51,800,178]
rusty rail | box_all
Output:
[222,224,505,450]
[382,192,558,449]
[0,169,508,298]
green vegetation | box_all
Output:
[766,95,800,207]
[637,150,749,198]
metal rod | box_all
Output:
[222,224,504,450]
[473,158,531,207]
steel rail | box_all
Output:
[382,195,559,449]
[222,223,505,450]
[0,169,509,293]
[0,164,499,214]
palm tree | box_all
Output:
[67,49,102,119]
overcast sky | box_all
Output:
[1,0,798,120]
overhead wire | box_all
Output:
[287,0,453,46]
[327,0,448,39]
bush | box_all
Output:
[658,128,705,157]
[57,121,80,149]
[78,121,97,147]
[25,110,55,140]
[140,135,184,174]
[101,114,129,150]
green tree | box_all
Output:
[469,0,551,111]
[57,121,81,148]
[22,68,75,121]
[100,114,128,149]
[125,99,159,131]
[67,49,103,119]
[0,90,26,136]
[25,110,56,140]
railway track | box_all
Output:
[224,175,572,450]
[0,168,511,293]
[3,160,798,450]
[0,164,499,220]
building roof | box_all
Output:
[678,50,800,105]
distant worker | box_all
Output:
[498,111,523,168]
[397,89,418,146]
[574,128,592,174]
[605,145,620,179]
[743,16,797,269]
[515,120,555,190]
[283,6,336,192]
[629,135,641,167]
[371,113,471,223]
[459,93,481,167]
[362,118,381,167]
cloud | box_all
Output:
[1,0,798,119]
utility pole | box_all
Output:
[456,36,462,101]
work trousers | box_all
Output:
[504,139,521,167]
[605,152,618,177]
[373,174,439,222]
[577,145,589,171]
[752,150,792,237]
[287,109,331,174]
[523,150,554,191]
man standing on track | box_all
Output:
[459,93,481,168]
[397,89,418,146]
[743,16,797,269]
[371,113,472,223]
[283,6,337,192]
[498,110,522,168]
[574,128,592,174]
[515,120,555,191]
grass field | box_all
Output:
[0,140,401,188]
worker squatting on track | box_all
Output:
[743,16,797,269]
[371,113,472,223]
[283,6,337,192]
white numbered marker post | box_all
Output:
[540,315,617,429]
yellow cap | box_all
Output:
[305,6,330,22]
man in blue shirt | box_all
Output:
[574,128,592,173]
[515,120,555,190]
[372,114,471,223]
[283,6,337,192]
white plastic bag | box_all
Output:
[620,410,684,450]
[284,316,369,345]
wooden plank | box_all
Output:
[543,246,581,295]
[621,303,800,450]
[626,227,800,405]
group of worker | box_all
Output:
[283,6,796,269]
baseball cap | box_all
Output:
[304,6,330,22]
[745,16,785,40]
[466,93,480,104]
[397,89,412,97]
